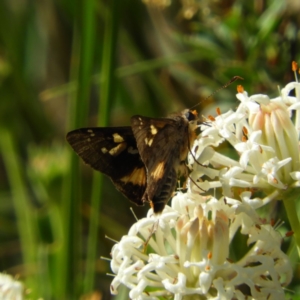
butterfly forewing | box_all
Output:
[66,127,146,205]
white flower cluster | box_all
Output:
[190,82,300,206]
[110,80,300,299]
[111,193,292,299]
[0,273,23,300]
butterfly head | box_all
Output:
[186,109,198,120]
[182,109,198,123]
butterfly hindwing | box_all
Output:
[66,127,146,205]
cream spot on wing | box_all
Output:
[101,147,108,154]
[109,142,127,156]
[145,137,153,147]
[87,129,93,133]
[128,146,139,155]
[87,138,91,142]
[150,161,165,179]
[90,133,95,137]
[120,167,146,185]
[112,133,124,143]
[150,124,157,135]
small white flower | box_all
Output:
[254,157,292,189]
[234,130,274,169]
[236,90,260,114]
[0,273,23,300]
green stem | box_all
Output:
[84,0,121,293]
[78,0,98,296]
[59,0,97,298]
[0,129,38,297]
[58,35,80,299]
[283,190,300,257]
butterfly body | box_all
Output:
[66,109,198,213]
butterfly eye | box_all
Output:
[185,110,197,121]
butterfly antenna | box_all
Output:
[188,175,205,192]
[190,76,243,110]
[143,221,158,252]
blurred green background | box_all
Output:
[0,0,299,299]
